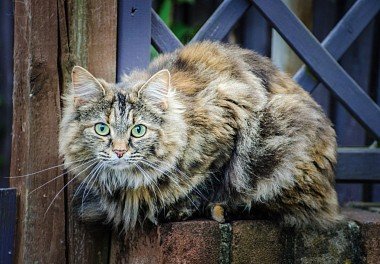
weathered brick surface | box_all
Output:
[158,220,222,264]
[112,207,380,263]
[231,220,289,264]
[114,220,222,264]
[343,208,380,264]
[292,222,361,264]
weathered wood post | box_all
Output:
[10,0,66,262]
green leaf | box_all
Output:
[150,46,159,60]
[159,0,173,27]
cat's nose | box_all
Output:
[113,149,126,158]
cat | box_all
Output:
[59,41,341,231]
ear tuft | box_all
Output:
[138,69,171,110]
[71,66,105,106]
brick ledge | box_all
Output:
[109,207,380,264]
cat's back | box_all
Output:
[149,41,336,171]
[148,41,307,97]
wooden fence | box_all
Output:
[0,0,379,263]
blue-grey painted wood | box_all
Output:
[335,148,380,181]
[117,0,152,80]
[373,28,380,201]
[0,188,17,264]
[241,5,271,57]
[336,184,363,205]
[151,10,182,54]
[309,0,338,115]
[190,0,251,43]
[310,0,364,203]
[293,0,380,92]
[252,0,380,139]
[335,13,376,147]
[0,0,13,188]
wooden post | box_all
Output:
[10,0,66,263]
[117,0,152,79]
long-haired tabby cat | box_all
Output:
[59,41,341,231]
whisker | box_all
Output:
[135,163,164,203]
[139,159,207,201]
[28,158,97,196]
[43,160,98,217]
[81,163,104,208]
[72,162,101,200]
[137,160,199,210]
[7,158,90,178]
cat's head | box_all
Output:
[59,66,187,193]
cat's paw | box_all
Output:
[209,203,226,223]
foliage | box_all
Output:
[151,0,200,58]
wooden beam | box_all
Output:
[151,10,182,53]
[293,0,380,93]
[0,188,17,264]
[252,0,380,139]
[335,11,376,147]
[191,0,251,43]
[117,0,152,79]
[336,148,380,182]
[241,5,271,56]
[10,0,66,262]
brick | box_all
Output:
[158,220,222,264]
[111,208,380,263]
[113,220,222,264]
[292,222,361,264]
[343,208,380,264]
[231,220,288,264]
[110,227,161,264]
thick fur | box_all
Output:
[59,42,341,231]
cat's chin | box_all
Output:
[105,159,133,170]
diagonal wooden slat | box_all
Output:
[294,0,380,92]
[151,0,251,53]
[151,9,182,53]
[252,0,380,139]
[190,0,251,43]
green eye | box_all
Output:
[131,124,147,138]
[94,123,110,136]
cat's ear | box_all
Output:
[71,66,106,106]
[138,69,171,110]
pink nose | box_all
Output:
[113,149,126,158]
